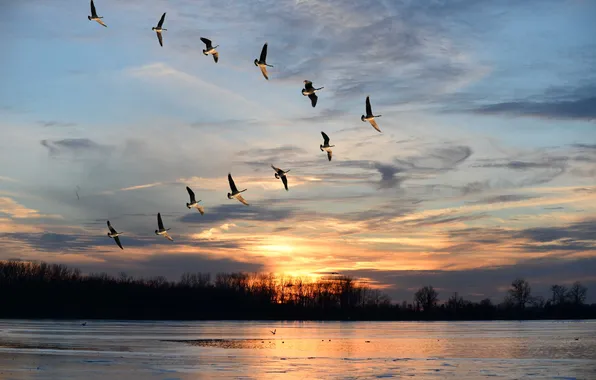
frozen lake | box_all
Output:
[0,320,594,379]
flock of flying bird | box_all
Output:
[86,0,384,250]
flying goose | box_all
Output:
[88,0,107,27]
[320,131,334,161]
[106,220,123,250]
[271,165,290,191]
[361,96,382,133]
[200,37,219,63]
[227,173,249,206]
[302,80,324,108]
[186,186,204,215]
[152,13,167,47]
[155,212,173,241]
[254,43,274,80]
[270,329,276,335]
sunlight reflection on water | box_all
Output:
[0,320,594,379]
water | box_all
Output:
[0,320,594,379]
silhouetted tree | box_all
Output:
[550,284,568,305]
[0,260,594,321]
[508,278,532,311]
[414,285,439,312]
[567,281,587,305]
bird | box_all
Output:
[361,96,382,133]
[271,165,290,191]
[186,186,204,215]
[200,37,219,63]
[302,80,324,107]
[81,322,87,326]
[75,186,80,200]
[155,213,173,241]
[270,329,276,335]
[106,220,123,250]
[254,43,274,80]
[88,0,107,27]
[227,173,249,206]
[320,131,334,161]
[152,13,167,47]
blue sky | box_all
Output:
[1,0,595,303]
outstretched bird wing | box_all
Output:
[236,194,249,206]
[327,150,332,161]
[196,205,205,215]
[90,0,98,18]
[321,131,330,145]
[271,164,281,172]
[228,173,238,193]
[281,175,288,191]
[157,12,166,28]
[366,96,373,117]
[200,37,212,49]
[260,43,268,63]
[259,65,269,80]
[369,118,381,133]
[186,186,196,203]
[164,232,174,242]
[213,51,219,63]
[157,212,165,230]
[96,18,107,27]
[308,93,318,107]
[113,236,123,250]
[156,31,163,47]
[107,220,117,234]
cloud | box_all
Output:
[469,84,596,121]
[469,194,535,205]
[38,121,77,128]
[0,176,19,183]
[374,163,406,189]
[0,197,61,220]
[179,204,296,225]
[119,182,164,192]
[40,138,109,157]
[474,155,568,187]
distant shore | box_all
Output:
[1,260,594,321]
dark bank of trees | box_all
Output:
[0,261,594,320]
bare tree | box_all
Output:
[508,278,532,310]
[550,284,568,305]
[414,285,439,312]
[567,281,587,305]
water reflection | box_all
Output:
[0,320,594,379]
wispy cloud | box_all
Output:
[0,197,62,220]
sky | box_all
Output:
[1,0,595,303]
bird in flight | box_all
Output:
[270,329,276,335]
[361,96,382,133]
[302,80,324,108]
[186,186,205,215]
[88,0,107,27]
[254,43,274,80]
[106,220,123,250]
[152,13,167,47]
[227,173,249,206]
[320,131,334,161]
[201,37,219,63]
[155,213,173,241]
[271,165,290,191]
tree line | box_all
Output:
[0,260,594,320]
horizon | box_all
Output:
[1,0,595,304]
